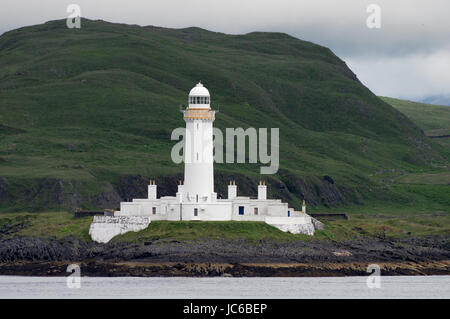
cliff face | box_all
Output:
[0,172,361,212]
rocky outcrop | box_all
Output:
[0,178,123,212]
[0,236,86,262]
[278,170,345,206]
[0,170,373,213]
[0,235,449,265]
[96,183,122,209]
[117,174,183,201]
[0,177,8,202]
[1,260,449,277]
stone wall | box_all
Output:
[264,216,316,236]
[89,216,150,243]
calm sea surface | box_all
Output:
[0,275,449,299]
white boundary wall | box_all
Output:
[89,216,150,243]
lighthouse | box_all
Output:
[182,82,217,203]
[91,81,321,243]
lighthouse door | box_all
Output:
[193,208,200,220]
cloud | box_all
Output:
[345,45,450,100]
[0,0,449,101]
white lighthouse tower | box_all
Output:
[182,82,217,203]
[90,81,322,243]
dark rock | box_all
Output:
[279,169,344,206]
[96,182,122,209]
[323,175,334,184]
[117,175,150,201]
[0,177,8,202]
[0,235,448,265]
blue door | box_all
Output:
[288,210,290,217]
[239,206,244,215]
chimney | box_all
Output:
[228,180,237,199]
[148,180,157,200]
[302,200,306,214]
[258,181,267,200]
[176,180,184,201]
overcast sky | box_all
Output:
[1,0,449,104]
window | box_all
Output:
[152,207,156,215]
[239,206,244,215]
[254,207,258,215]
[196,194,198,202]
[194,208,198,216]
[196,96,200,104]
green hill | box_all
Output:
[0,19,447,213]
[381,96,450,138]
[381,96,450,188]
[381,96,450,162]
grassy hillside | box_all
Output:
[1,211,448,242]
[381,96,450,161]
[381,96,450,194]
[381,96,450,137]
[0,19,447,213]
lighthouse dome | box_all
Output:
[188,82,210,109]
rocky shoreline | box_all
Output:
[0,235,449,276]
[1,260,449,277]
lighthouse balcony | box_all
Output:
[183,109,216,120]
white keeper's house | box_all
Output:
[89,82,323,243]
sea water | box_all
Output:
[0,275,448,299]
